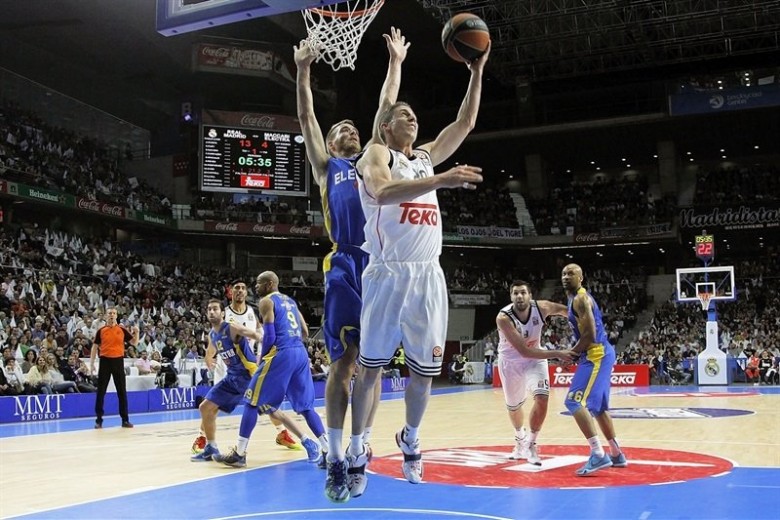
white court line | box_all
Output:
[638,511,652,520]
[211,508,515,520]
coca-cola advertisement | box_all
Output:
[201,109,301,133]
[76,197,125,219]
[193,43,276,76]
[204,221,325,238]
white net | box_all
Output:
[698,292,712,311]
[301,0,384,71]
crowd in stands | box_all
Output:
[0,100,171,215]
[694,164,780,205]
[189,194,310,225]
[528,175,676,235]
[438,182,519,232]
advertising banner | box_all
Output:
[76,197,126,219]
[548,364,650,387]
[450,293,492,306]
[669,84,780,116]
[193,43,280,78]
[147,386,210,412]
[292,257,319,272]
[0,391,148,424]
[574,223,672,243]
[678,204,780,233]
[203,220,326,237]
[456,225,523,240]
[11,184,74,207]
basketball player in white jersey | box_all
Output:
[194,280,301,453]
[347,46,489,492]
[496,280,574,465]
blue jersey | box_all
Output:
[209,322,257,377]
[268,292,305,350]
[567,287,613,349]
[321,157,365,248]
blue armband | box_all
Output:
[261,323,276,357]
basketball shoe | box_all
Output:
[610,452,628,468]
[325,458,350,503]
[526,442,542,466]
[576,452,613,476]
[302,438,322,464]
[191,444,219,462]
[395,429,423,484]
[346,443,372,498]
[508,427,528,460]
[191,435,207,454]
[276,429,300,450]
[214,447,247,468]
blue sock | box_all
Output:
[300,409,325,438]
[239,405,260,439]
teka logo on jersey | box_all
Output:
[13,394,66,421]
[399,202,438,226]
[369,445,733,489]
[160,387,197,410]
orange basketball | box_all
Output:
[441,12,490,63]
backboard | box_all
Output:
[157,0,342,36]
[675,266,736,304]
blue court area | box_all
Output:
[5,385,779,520]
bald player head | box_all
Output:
[255,271,279,298]
[561,263,584,296]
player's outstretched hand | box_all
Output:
[294,39,318,67]
[439,164,483,190]
[467,41,491,72]
[555,349,578,363]
[383,26,410,62]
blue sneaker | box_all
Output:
[324,458,350,503]
[576,453,613,476]
[302,438,321,464]
[191,443,219,462]
[611,452,628,468]
[214,447,246,468]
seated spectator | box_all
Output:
[448,354,467,384]
[3,358,26,394]
[0,359,22,396]
[25,355,54,394]
[45,354,79,393]
[758,351,775,385]
[311,358,328,381]
[65,353,97,392]
[21,349,38,374]
[745,353,760,384]
[135,350,157,375]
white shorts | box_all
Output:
[497,354,550,409]
[359,260,448,377]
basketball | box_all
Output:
[441,13,490,63]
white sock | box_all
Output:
[608,438,621,457]
[528,430,539,444]
[403,425,419,445]
[300,434,310,444]
[587,435,604,457]
[362,426,373,445]
[349,434,363,456]
[328,428,343,460]
[319,433,328,453]
[207,441,218,449]
[274,423,284,433]
[237,437,249,456]
[515,426,526,441]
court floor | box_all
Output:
[1,384,778,520]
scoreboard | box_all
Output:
[199,111,309,197]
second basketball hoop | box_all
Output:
[301,0,385,71]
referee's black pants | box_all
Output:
[95,356,129,423]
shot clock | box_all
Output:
[199,111,309,197]
[694,234,715,263]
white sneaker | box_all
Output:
[346,444,371,498]
[395,429,423,484]
[508,436,530,460]
[526,442,542,466]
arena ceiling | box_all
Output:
[0,1,779,172]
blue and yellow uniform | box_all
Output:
[321,157,369,363]
[564,287,616,415]
[244,292,315,414]
[205,322,257,413]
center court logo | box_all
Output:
[369,445,733,488]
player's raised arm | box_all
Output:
[295,40,330,185]
[357,143,483,206]
[367,27,410,147]
[418,43,490,166]
[538,300,569,319]
[228,323,263,344]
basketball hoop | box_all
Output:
[302,0,384,71]
[697,292,712,312]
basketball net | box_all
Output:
[302,0,384,71]
[697,292,712,312]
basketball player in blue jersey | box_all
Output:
[295,27,409,502]
[215,271,327,468]
[192,299,312,462]
[561,264,628,475]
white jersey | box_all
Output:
[224,304,260,350]
[358,148,442,263]
[497,301,546,362]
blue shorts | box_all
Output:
[322,247,368,363]
[564,345,615,415]
[205,373,251,413]
[243,347,314,414]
